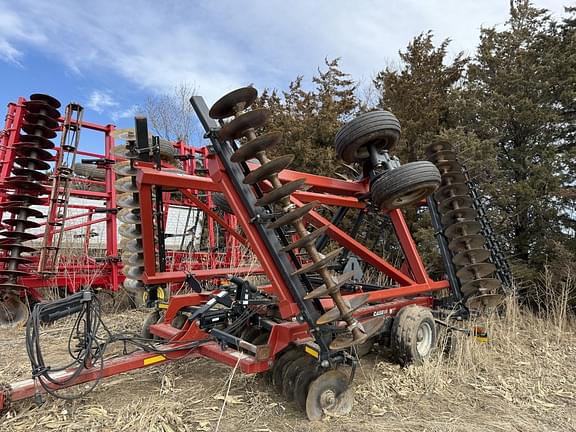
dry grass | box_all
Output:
[0,296,575,432]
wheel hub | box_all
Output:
[416,321,433,356]
[319,389,336,409]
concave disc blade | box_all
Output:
[280,225,328,253]
[23,100,61,118]
[117,208,141,224]
[21,122,57,139]
[316,293,369,325]
[304,271,355,300]
[255,178,306,207]
[452,248,491,266]
[456,263,496,282]
[219,109,269,141]
[243,155,294,185]
[29,93,61,109]
[209,87,258,119]
[267,200,320,230]
[426,140,453,157]
[444,220,482,239]
[292,248,343,277]
[467,293,505,309]
[435,183,469,201]
[16,136,55,150]
[441,207,477,226]
[230,131,282,163]
[0,294,29,326]
[461,278,501,296]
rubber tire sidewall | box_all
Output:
[391,305,437,366]
[371,161,441,210]
[334,110,401,163]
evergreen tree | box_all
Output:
[373,32,467,162]
[461,0,575,280]
[258,58,359,177]
[371,33,467,276]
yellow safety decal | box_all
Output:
[144,354,167,366]
[305,346,319,359]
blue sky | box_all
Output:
[0,0,568,151]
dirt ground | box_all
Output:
[0,305,575,432]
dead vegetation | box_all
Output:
[0,294,573,432]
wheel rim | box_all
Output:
[391,187,430,207]
[416,321,433,357]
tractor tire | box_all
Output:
[212,193,234,215]
[391,305,437,366]
[73,163,106,180]
[371,161,440,210]
[334,110,401,163]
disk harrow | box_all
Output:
[0,94,247,325]
[426,140,504,308]
[211,87,379,351]
[0,94,60,325]
[1,86,507,422]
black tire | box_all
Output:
[212,193,233,214]
[371,161,440,210]
[391,305,437,366]
[74,163,106,180]
[334,110,401,163]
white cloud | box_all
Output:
[0,39,22,65]
[111,105,140,122]
[0,0,569,102]
[86,90,118,113]
[0,9,47,65]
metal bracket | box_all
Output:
[80,158,115,166]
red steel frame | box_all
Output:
[136,148,450,346]
[0,99,452,413]
[0,98,250,302]
[136,156,449,300]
